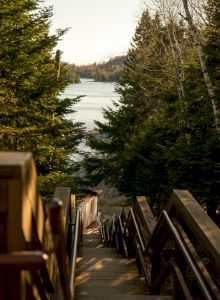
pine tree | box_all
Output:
[83,6,220,217]
[182,0,220,138]
[204,0,220,100]
[83,11,171,205]
[0,0,84,200]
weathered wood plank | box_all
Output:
[0,152,32,179]
[76,296,172,300]
[135,196,156,237]
[168,189,220,272]
[76,271,140,280]
[76,282,145,295]
[0,152,51,300]
[174,218,220,299]
[0,180,8,253]
[53,187,71,223]
[48,199,71,300]
[172,260,193,300]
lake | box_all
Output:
[62,78,119,130]
[62,78,119,157]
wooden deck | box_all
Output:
[75,223,172,300]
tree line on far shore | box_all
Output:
[64,56,126,83]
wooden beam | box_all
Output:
[53,187,71,225]
[168,190,220,273]
[0,152,32,179]
[172,260,193,300]
[135,196,156,236]
[48,199,71,300]
[174,218,220,299]
[0,152,51,300]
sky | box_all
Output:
[43,0,153,65]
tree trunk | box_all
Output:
[55,49,62,79]
[182,0,220,138]
[165,22,190,143]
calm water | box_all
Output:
[62,78,119,157]
[62,78,119,130]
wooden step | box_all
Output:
[76,270,141,280]
[82,223,101,247]
[78,247,122,259]
[77,257,139,273]
[76,281,145,295]
[77,224,153,299]
[76,295,172,300]
[76,254,146,296]
[82,234,101,247]
[77,256,137,265]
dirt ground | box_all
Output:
[96,182,129,217]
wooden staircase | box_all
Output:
[1,153,220,299]
[75,222,172,300]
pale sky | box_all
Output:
[43,0,153,65]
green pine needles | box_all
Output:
[0,0,84,200]
[83,4,220,219]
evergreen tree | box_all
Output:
[83,11,171,205]
[83,6,220,218]
[0,0,84,200]
[182,0,220,137]
[204,0,220,103]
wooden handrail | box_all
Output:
[118,215,125,235]
[0,251,48,268]
[129,208,145,252]
[171,259,193,300]
[116,191,220,299]
[135,196,156,237]
[0,251,54,293]
[118,215,128,257]
[154,193,220,298]
[0,152,84,299]
[173,218,220,297]
[70,208,81,299]
[53,187,72,240]
[48,198,71,300]
[97,212,105,242]
[168,189,220,273]
[106,221,110,245]
[162,210,213,300]
[0,152,55,300]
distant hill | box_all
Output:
[76,55,126,82]
[103,55,126,66]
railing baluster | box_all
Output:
[130,208,145,253]
[48,199,71,300]
[162,210,213,300]
[70,208,81,300]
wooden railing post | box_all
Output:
[48,199,71,300]
[0,152,45,300]
[0,152,83,300]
